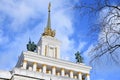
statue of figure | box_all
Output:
[27,39,32,51]
[75,51,83,63]
[27,39,37,52]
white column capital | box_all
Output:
[42,63,47,66]
[61,68,64,70]
[52,66,56,68]
[33,62,37,65]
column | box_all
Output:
[33,62,37,71]
[61,68,65,76]
[70,70,73,78]
[86,74,90,80]
[23,60,27,69]
[78,72,82,80]
[52,66,56,75]
[42,64,47,73]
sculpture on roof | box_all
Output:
[27,38,37,52]
[75,51,84,63]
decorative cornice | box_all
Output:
[20,51,92,74]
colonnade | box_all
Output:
[22,60,90,80]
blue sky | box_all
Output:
[0,0,120,80]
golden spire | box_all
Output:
[42,2,56,37]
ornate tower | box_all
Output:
[37,2,61,59]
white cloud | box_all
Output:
[0,29,9,45]
[77,41,86,51]
[83,44,94,64]
[0,0,85,70]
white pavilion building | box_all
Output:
[0,3,92,80]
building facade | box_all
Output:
[0,3,92,80]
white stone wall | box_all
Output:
[0,70,11,79]
[19,52,91,74]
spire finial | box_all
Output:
[47,2,51,28]
[42,2,56,37]
[48,2,51,12]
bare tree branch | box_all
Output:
[75,0,120,65]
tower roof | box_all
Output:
[42,2,56,37]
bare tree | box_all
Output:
[74,0,120,64]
